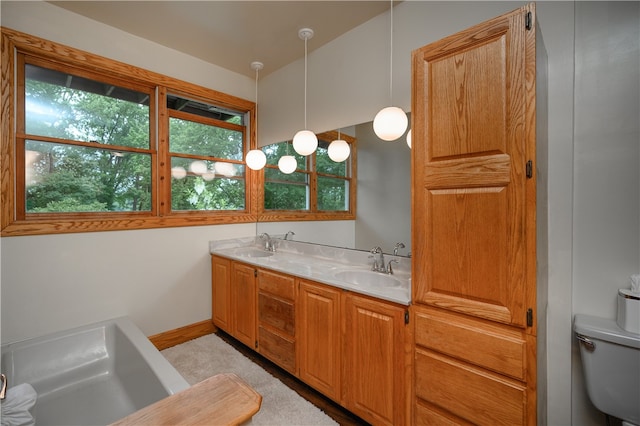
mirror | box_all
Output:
[257,116,412,257]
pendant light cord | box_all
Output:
[255,66,259,144]
[304,34,308,129]
[389,0,394,105]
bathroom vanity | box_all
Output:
[210,238,410,426]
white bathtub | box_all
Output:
[1,317,190,425]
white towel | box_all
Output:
[1,383,37,426]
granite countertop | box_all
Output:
[209,237,411,306]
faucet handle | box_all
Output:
[370,246,382,254]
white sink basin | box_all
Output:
[333,270,403,288]
[234,248,274,258]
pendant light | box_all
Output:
[278,143,297,174]
[328,129,351,162]
[292,28,318,156]
[246,61,267,170]
[373,0,408,141]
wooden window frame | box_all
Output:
[1,28,258,236]
[257,130,357,222]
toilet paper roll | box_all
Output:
[630,274,640,294]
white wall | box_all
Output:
[571,2,640,425]
[1,225,255,342]
[539,3,576,425]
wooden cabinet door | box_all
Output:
[343,294,406,426]
[231,262,257,349]
[412,3,535,327]
[411,4,539,425]
[298,280,341,401]
[211,255,231,331]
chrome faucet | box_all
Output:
[259,233,276,252]
[370,246,386,273]
[386,259,399,275]
[393,242,405,256]
[284,231,295,240]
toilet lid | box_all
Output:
[574,314,640,349]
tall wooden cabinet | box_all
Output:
[411,3,546,425]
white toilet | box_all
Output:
[574,314,640,425]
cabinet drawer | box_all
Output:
[415,400,473,426]
[258,270,295,300]
[415,348,526,426]
[258,292,295,336]
[258,326,295,373]
[414,307,526,380]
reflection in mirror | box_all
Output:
[257,116,411,256]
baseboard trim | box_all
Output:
[149,319,217,350]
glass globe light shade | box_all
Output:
[214,162,236,177]
[406,129,412,148]
[278,155,297,174]
[202,171,216,181]
[171,166,187,180]
[246,149,267,170]
[373,106,408,141]
[189,160,207,175]
[292,129,318,156]
[328,139,350,162]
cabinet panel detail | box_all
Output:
[211,256,231,330]
[415,400,474,426]
[258,292,295,336]
[258,326,296,374]
[232,262,257,348]
[343,294,405,426]
[258,270,295,300]
[415,348,526,426]
[414,307,526,380]
[298,281,341,401]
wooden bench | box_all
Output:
[111,373,262,426]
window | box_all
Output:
[166,94,247,212]
[1,29,257,236]
[23,61,154,215]
[263,142,309,210]
[260,131,356,220]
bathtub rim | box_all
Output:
[1,316,190,397]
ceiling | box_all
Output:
[49,1,392,78]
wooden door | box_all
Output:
[411,3,539,425]
[232,262,257,348]
[298,280,341,401]
[343,294,406,426]
[211,255,231,331]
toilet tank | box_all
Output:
[574,314,640,425]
